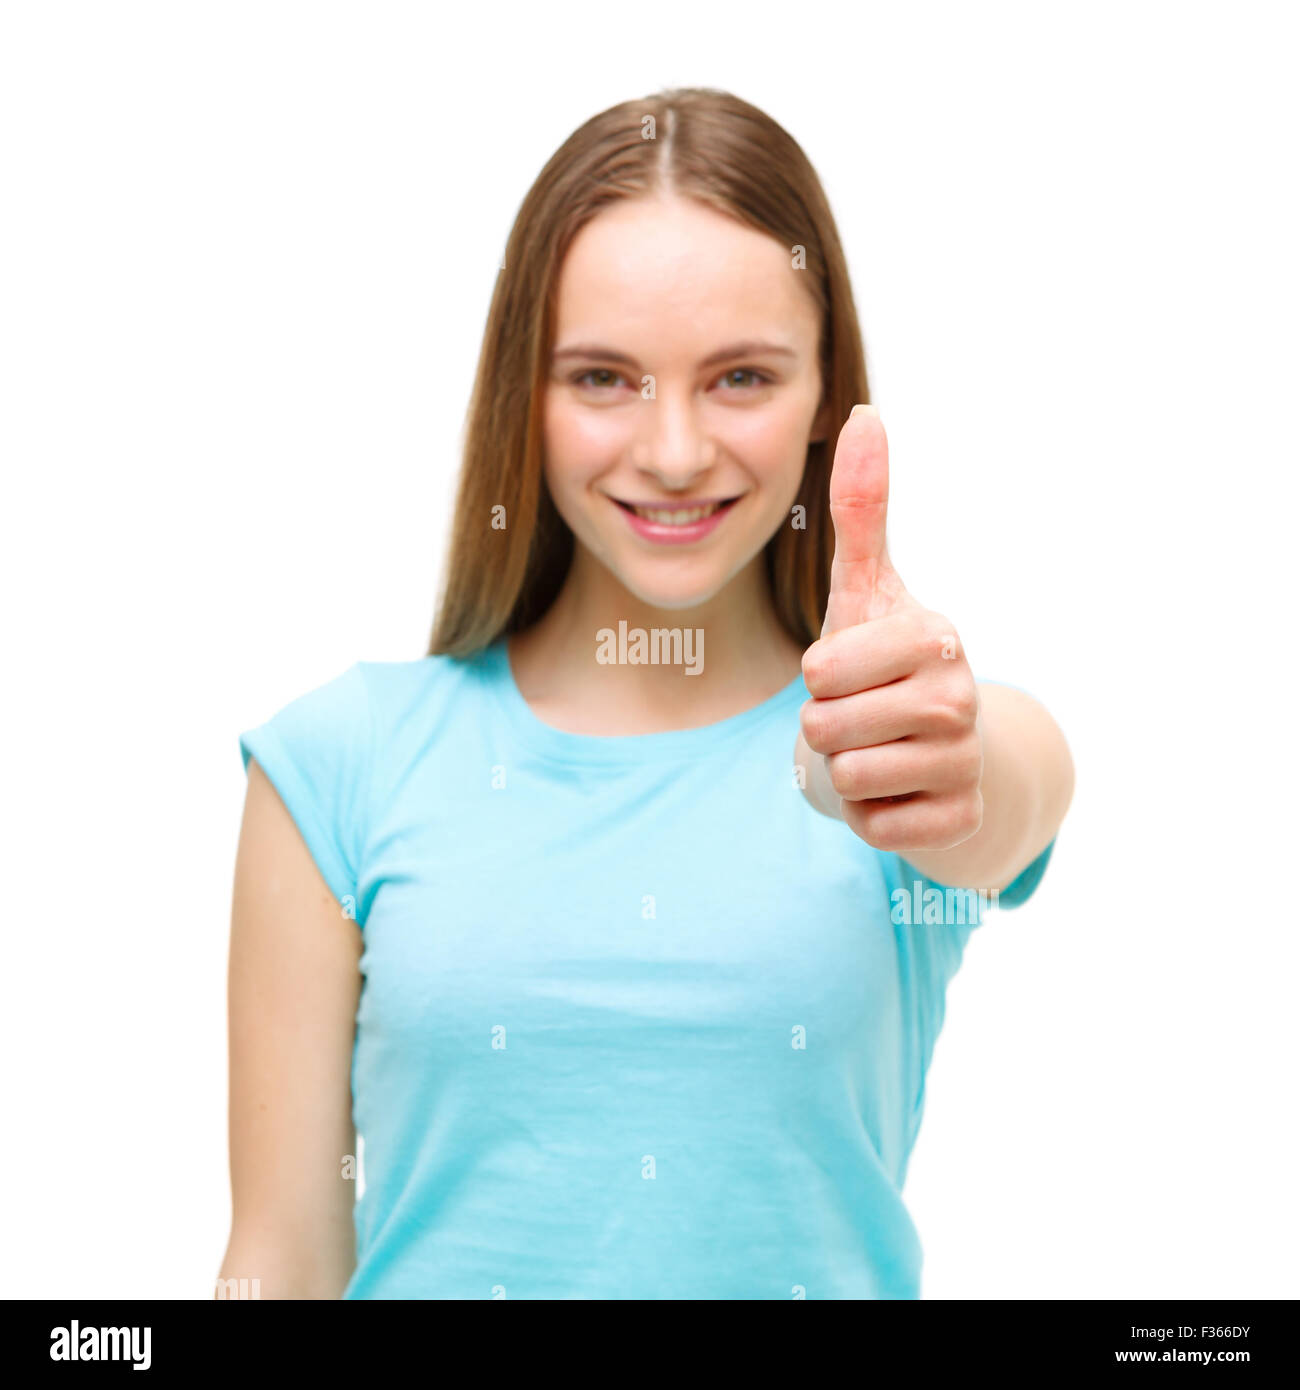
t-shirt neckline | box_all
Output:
[480,635,809,766]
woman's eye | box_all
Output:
[571,366,769,392]
[716,368,768,390]
[574,368,626,390]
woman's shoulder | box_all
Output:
[360,644,495,694]
[358,643,502,734]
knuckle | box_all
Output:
[801,642,835,695]
[926,701,961,736]
[939,795,982,845]
[857,801,899,849]
[955,733,984,785]
[800,699,831,752]
[954,681,979,720]
[827,753,856,797]
[921,609,957,650]
[868,819,904,852]
[931,681,978,734]
[932,802,967,847]
[922,607,950,637]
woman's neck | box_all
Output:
[505,554,806,736]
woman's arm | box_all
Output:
[796,682,1074,892]
[796,405,1072,895]
[216,758,362,1300]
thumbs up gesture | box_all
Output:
[799,405,984,853]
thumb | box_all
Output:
[821,404,904,637]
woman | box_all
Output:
[219,87,1074,1300]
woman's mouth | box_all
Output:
[609,495,741,544]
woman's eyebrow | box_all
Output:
[551,340,798,368]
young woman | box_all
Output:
[219,87,1074,1300]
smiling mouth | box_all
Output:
[610,496,742,525]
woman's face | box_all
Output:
[543,193,828,613]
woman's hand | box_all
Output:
[798,405,984,854]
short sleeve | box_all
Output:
[882,852,986,1154]
[239,662,373,920]
[995,837,1056,910]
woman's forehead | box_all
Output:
[553,197,820,356]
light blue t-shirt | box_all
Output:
[238,638,1054,1299]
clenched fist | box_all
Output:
[799,405,985,854]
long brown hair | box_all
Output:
[427,86,871,658]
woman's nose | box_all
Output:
[632,396,718,487]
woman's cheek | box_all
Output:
[718,419,806,520]
[720,395,808,468]
[545,398,632,490]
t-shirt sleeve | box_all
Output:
[882,852,981,1155]
[995,836,1056,909]
[885,833,1058,1151]
[238,662,373,921]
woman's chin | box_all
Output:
[610,571,731,615]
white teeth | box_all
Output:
[629,502,721,525]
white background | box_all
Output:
[2,1,1296,1299]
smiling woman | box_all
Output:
[431,89,866,660]
[535,194,827,616]
[222,85,1073,1302]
